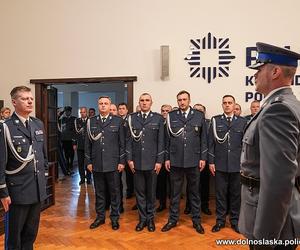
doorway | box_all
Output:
[30,76,137,209]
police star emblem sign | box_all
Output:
[185,33,235,83]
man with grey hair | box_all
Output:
[244,100,260,121]
[239,42,300,250]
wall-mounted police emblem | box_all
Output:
[185,32,235,83]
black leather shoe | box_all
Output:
[212,223,225,232]
[193,223,205,234]
[161,222,177,232]
[132,204,138,210]
[231,224,240,233]
[79,180,85,185]
[89,218,105,229]
[184,206,191,214]
[119,206,124,214]
[112,221,120,230]
[147,220,155,232]
[135,221,147,231]
[156,204,166,212]
[202,207,212,215]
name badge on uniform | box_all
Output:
[35,130,43,135]
[17,146,22,153]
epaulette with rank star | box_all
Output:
[271,96,284,104]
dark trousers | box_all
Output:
[5,202,41,250]
[125,164,134,196]
[93,171,120,222]
[200,163,210,209]
[185,165,210,209]
[119,172,123,208]
[57,139,68,176]
[186,163,210,210]
[61,140,74,172]
[77,149,91,182]
[156,165,169,206]
[134,169,157,223]
[169,166,200,224]
[215,171,240,225]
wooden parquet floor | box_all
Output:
[0,173,253,249]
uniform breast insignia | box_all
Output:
[17,146,22,153]
[13,136,23,138]
[35,130,43,135]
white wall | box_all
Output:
[0,0,300,117]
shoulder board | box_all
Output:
[169,109,179,115]
[212,114,222,119]
[271,96,283,104]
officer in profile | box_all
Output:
[239,42,300,250]
[208,95,247,233]
[162,90,207,234]
[126,93,164,232]
[0,86,48,249]
[85,96,125,231]
[73,107,91,185]
[244,100,260,121]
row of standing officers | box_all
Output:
[85,90,248,234]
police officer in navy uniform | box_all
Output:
[239,43,300,250]
[85,96,125,231]
[59,106,76,174]
[73,107,91,185]
[0,86,48,250]
[126,93,164,232]
[208,95,247,233]
[162,90,207,234]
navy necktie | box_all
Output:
[142,113,147,122]
[227,117,231,126]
